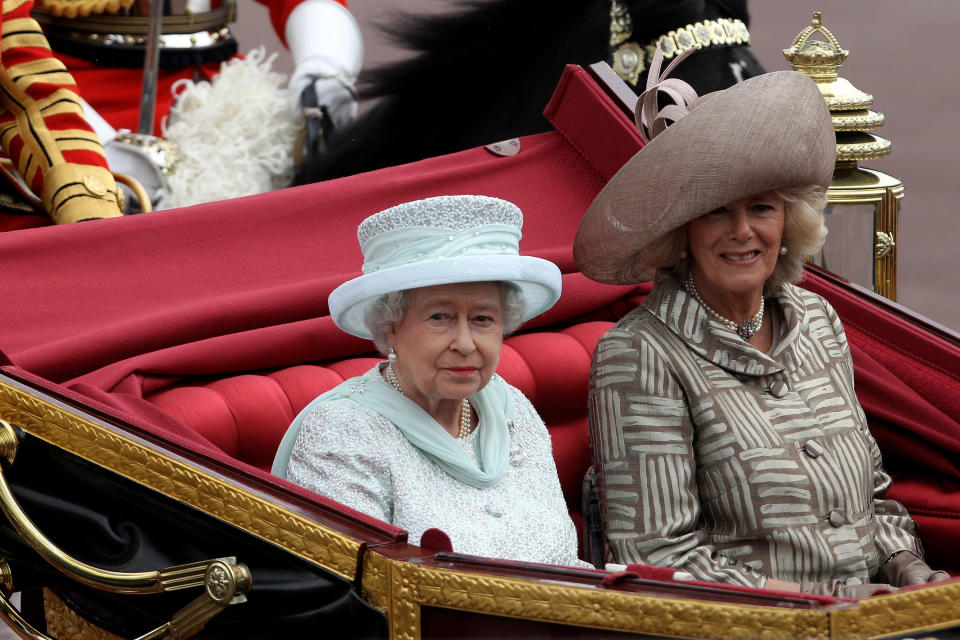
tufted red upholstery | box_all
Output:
[143,299,960,573]
[140,263,960,574]
[146,322,615,518]
[149,358,381,470]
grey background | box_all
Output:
[234,1,960,333]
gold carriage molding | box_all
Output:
[3,361,960,639]
[785,12,903,301]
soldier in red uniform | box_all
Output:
[0,0,122,224]
[32,0,360,135]
[29,0,362,208]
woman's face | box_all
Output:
[387,282,503,412]
[686,190,785,300]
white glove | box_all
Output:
[285,0,363,130]
[288,55,358,129]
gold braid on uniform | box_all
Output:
[0,0,122,222]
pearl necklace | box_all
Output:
[685,273,764,341]
[385,363,472,439]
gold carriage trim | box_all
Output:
[44,589,126,640]
[381,562,830,640]
[831,580,960,638]
[612,18,750,86]
[0,380,362,582]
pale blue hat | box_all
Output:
[329,195,562,339]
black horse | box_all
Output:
[296,0,764,184]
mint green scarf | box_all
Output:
[272,365,512,488]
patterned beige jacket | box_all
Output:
[588,274,921,588]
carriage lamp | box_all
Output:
[784,12,903,300]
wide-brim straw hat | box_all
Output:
[574,62,836,285]
[329,195,562,339]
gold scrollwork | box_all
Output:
[875,231,896,259]
[0,381,361,582]
[388,562,829,640]
[836,138,892,163]
[831,580,960,638]
[361,550,392,611]
[832,111,885,132]
[45,588,126,640]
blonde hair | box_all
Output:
[640,185,828,294]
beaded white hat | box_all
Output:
[328,195,562,339]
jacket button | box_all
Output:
[845,576,862,586]
[770,379,789,398]
[828,510,847,527]
[802,440,825,458]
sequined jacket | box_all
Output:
[588,274,921,588]
[287,371,585,567]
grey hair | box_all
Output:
[363,282,527,355]
[639,184,829,295]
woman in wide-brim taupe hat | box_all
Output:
[578,49,948,596]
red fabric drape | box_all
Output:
[0,64,957,567]
[0,66,635,384]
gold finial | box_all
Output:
[784,11,890,165]
[783,11,849,78]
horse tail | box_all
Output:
[296,0,606,184]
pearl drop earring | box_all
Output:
[387,347,398,362]
[780,246,788,256]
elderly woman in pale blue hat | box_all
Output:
[273,195,586,566]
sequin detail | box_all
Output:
[286,382,587,567]
[357,195,523,245]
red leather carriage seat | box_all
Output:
[146,321,614,525]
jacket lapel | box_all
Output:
[642,274,804,379]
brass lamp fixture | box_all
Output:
[784,12,902,300]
